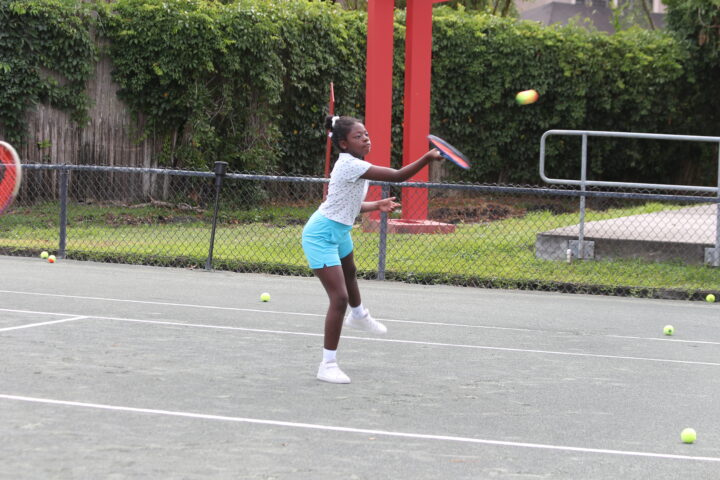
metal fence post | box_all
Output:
[714,143,720,267]
[377,184,389,280]
[532,130,720,261]
[578,134,587,260]
[205,161,228,270]
[58,166,68,259]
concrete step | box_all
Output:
[535,204,719,264]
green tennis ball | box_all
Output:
[260,292,271,302]
[40,251,49,259]
[663,325,674,336]
[681,428,696,444]
[706,294,715,303]
[515,89,539,105]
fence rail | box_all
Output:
[2,164,718,300]
[539,130,720,265]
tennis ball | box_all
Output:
[681,427,697,444]
[40,251,49,259]
[47,255,56,263]
[663,325,674,336]
[706,294,715,303]
[515,89,539,105]
[260,292,271,302]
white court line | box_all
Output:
[0,316,88,332]
[609,335,720,346]
[1,307,718,366]
[0,393,718,463]
[0,290,568,334]
[109,317,720,367]
[26,311,718,368]
[0,290,322,315]
[0,308,75,317]
[2,290,715,341]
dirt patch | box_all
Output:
[427,195,578,224]
[428,198,525,224]
[101,212,203,226]
[103,212,155,226]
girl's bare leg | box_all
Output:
[313,265,349,350]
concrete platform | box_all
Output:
[535,204,719,264]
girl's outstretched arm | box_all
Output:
[361,149,443,183]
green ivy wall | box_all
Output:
[1,0,717,186]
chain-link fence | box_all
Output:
[1,164,718,300]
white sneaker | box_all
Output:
[317,360,351,384]
[344,309,387,334]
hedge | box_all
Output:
[0,0,96,143]
[428,10,697,184]
[1,0,716,186]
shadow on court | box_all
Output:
[1,256,719,479]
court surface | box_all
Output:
[1,255,719,479]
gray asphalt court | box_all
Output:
[1,255,719,479]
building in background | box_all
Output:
[517,0,666,32]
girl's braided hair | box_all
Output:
[324,115,361,152]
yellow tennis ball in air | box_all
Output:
[515,89,539,105]
[663,325,674,336]
[48,255,56,263]
[706,294,715,303]
[260,292,271,302]
[40,251,49,259]
[681,428,697,444]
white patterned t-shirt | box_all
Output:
[318,152,372,226]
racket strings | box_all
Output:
[428,135,470,170]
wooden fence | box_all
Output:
[8,51,162,170]
[1,49,185,202]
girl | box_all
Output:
[302,115,443,384]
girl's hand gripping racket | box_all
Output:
[427,134,470,170]
[0,141,22,215]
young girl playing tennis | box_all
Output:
[302,115,442,384]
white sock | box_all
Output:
[323,348,337,363]
[351,304,366,317]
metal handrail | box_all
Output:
[539,129,720,265]
[539,129,720,193]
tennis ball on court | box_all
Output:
[706,294,715,303]
[260,292,271,302]
[515,89,539,105]
[681,427,697,444]
[663,325,674,336]
[40,251,49,259]
[47,255,56,263]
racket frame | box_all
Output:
[0,141,22,214]
[427,134,470,170]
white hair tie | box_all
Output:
[331,116,340,128]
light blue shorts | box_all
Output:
[302,211,354,269]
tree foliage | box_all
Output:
[0,0,96,142]
[100,0,286,170]
[425,8,695,184]
[100,0,367,172]
[666,0,720,60]
[664,0,720,155]
[2,0,716,186]
[330,0,506,15]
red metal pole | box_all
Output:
[401,0,436,220]
[364,0,395,219]
[323,82,335,200]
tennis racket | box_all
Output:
[427,134,471,170]
[0,141,22,215]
